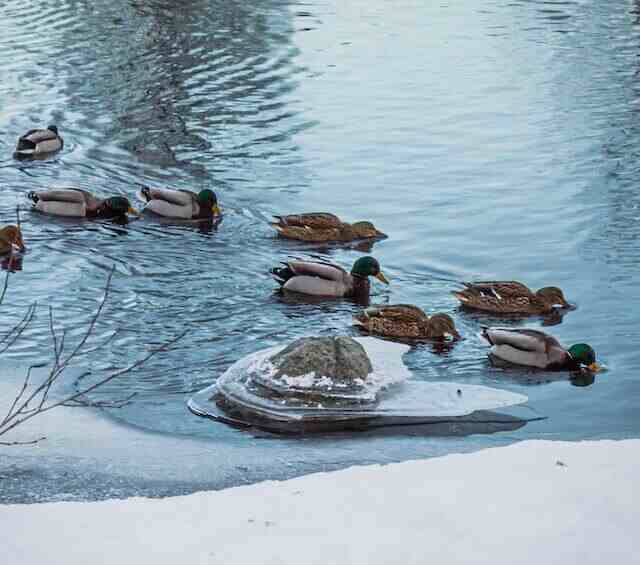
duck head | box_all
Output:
[47,125,59,135]
[102,196,140,217]
[197,189,221,216]
[428,313,461,340]
[351,256,389,284]
[350,221,387,240]
[536,286,573,309]
[568,343,600,372]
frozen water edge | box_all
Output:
[2,439,637,565]
[190,337,529,432]
[0,365,525,504]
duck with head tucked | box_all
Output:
[14,125,63,158]
[482,327,600,372]
[28,189,139,219]
[271,256,389,302]
[354,305,461,340]
[139,187,221,220]
[271,213,386,243]
[452,281,572,315]
[0,225,26,254]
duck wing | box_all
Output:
[362,304,427,321]
[272,213,342,229]
[286,259,347,281]
[271,225,344,242]
[452,281,535,312]
[463,281,532,298]
[482,327,561,353]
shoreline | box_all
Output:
[3,438,637,564]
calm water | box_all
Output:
[1,0,640,502]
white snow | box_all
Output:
[244,337,412,396]
[2,439,637,565]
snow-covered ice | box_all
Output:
[2,439,636,565]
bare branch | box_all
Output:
[0,436,46,447]
[0,266,186,445]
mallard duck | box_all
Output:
[481,327,600,372]
[14,125,63,158]
[271,213,387,242]
[354,305,460,340]
[271,256,389,300]
[0,225,25,254]
[452,281,572,314]
[28,189,139,219]
[139,187,221,220]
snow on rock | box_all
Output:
[2,439,637,565]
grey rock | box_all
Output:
[270,337,373,382]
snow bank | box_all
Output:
[3,439,637,565]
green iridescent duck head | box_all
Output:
[102,196,139,218]
[351,256,389,284]
[568,343,600,372]
[197,189,221,216]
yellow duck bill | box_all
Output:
[375,271,389,284]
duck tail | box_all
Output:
[270,264,295,285]
[451,290,470,303]
[480,326,493,345]
[15,138,36,153]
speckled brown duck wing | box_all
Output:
[354,304,430,338]
[272,225,346,242]
[452,280,545,314]
[272,213,343,229]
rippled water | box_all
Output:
[2,0,640,501]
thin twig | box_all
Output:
[0,436,46,447]
[0,330,187,437]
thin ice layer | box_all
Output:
[206,337,527,420]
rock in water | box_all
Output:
[270,337,373,382]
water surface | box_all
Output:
[1,0,639,502]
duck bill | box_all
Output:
[375,271,389,284]
[448,329,462,341]
[587,362,602,373]
[212,204,221,216]
[128,206,141,217]
[15,235,25,252]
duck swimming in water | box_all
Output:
[14,126,63,158]
[354,305,460,340]
[139,187,221,220]
[271,256,389,301]
[28,189,139,219]
[0,225,25,254]
[271,213,386,243]
[452,281,572,315]
[481,327,600,372]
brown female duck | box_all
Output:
[271,213,386,243]
[354,305,460,340]
[0,225,26,254]
[452,281,572,315]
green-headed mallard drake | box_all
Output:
[482,327,600,372]
[139,187,221,220]
[28,189,139,219]
[271,256,389,300]
[14,125,63,158]
[354,305,460,340]
[452,281,572,315]
[271,213,386,242]
[0,225,26,254]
